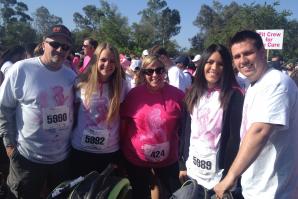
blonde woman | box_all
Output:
[121,55,185,198]
[70,42,128,176]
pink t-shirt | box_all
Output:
[120,84,184,167]
[79,55,92,73]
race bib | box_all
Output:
[42,106,70,130]
[143,142,170,162]
[81,128,109,149]
[192,151,217,175]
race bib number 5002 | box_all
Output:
[42,106,70,130]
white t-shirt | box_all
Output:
[183,70,192,89]
[240,68,298,199]
[168,65,190,93]
[0,61,13,76]
[71,79,128,153]
[186,90,224,189]
[0,57,77,164]
[236,72,250,92]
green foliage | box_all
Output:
[0,0,297,61]
[0,0,35,48]
[72,0,132,54]
[136,0,181,51]
[33,6,62,36]
[191,0,298,61]
[2,21,36,46]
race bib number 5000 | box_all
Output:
[42,106,70,130]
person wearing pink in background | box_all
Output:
[79,38,98,73]
[120,55,184,199]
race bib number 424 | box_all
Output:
[42,106,70,130]
[143,142,170,162]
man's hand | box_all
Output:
[214,173,237,199]
[6,146,15,158]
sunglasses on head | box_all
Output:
[45,41,71,51]
[142,67,165,76]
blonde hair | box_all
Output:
[136,55,165,85]
[77,42,123,123]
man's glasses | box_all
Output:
[142,67,165,76]
[45,41,71,51]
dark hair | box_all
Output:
[24,43,37,58]
[290,69,298,87]
[185,44,237,112]
[84,38,98,49]
[0,45,26,67]
[149,45,168,57]
[229,30,264,50]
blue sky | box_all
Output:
[21,0,298,48]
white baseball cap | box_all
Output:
[142,49,149,56]
[192,54,201,62]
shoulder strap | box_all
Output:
[107,178,131,199]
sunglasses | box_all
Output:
[45,41,71,51]
[142,67,165,76]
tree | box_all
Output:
[72,0,132,54]
[73,5,104,31]
[97,0,131,52]
[0,0,35,47]
[191,0,298,61]
[33,6,62,36]
[3,21,36,46]
[136,0,181,50]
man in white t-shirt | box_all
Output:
[0,25,76,198]
[214,30,298,199]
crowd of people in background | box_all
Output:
[0,25,298,199]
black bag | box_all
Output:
[170,179,235,199]
[170,179,202,199]
[48,164,132,199]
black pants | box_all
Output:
[0,138,9,198]
[7,148,70,199]
[69,148,122,178]
[125,160,181,199]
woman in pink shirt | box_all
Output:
[121,55,185,198]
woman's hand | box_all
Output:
[179,170,188,184]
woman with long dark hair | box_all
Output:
[179,44,244,198]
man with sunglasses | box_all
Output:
[79,37,98,73]
[0,24,77,198]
